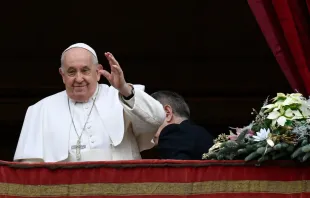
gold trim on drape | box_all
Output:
[0,180,308,196]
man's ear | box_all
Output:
[164,105,174,123]
[97,64,103,70]
[96,64,103,81]
[59,67,65,84]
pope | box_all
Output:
[14,43,165,163]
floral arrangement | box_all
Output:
[202,93,310,163]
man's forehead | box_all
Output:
[61,43,98,68]
[62,50,94,68]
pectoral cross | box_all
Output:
[71,140,86,161]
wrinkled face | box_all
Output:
[59,48,102,102]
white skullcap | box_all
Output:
[62,43,97,58]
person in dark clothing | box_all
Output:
[151,91,214,160]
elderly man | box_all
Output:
[151,91,213,160]
[14,43,165,163]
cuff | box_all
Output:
[120,94,135,109]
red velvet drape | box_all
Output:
[248,0,310,96]
[2,160,310,197]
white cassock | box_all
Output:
[13,84,165,162]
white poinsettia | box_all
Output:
[261,93,310,128]
[253,128,270,141]
[300,100,310,117]
[252,128,274,147]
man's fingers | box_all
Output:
[105,52,119,66]
[99,70,112,81]
[111,65,123,75]
[104,53,113,67]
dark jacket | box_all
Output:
[156,120,214,160]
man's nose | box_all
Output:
[75,72,84,83]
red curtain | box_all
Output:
[1,160,310,197]
[248,0,310,96]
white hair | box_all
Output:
[60,52,98,70]
[60,43,99,71]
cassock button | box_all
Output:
[91,140,94,143]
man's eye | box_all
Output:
[67,71,76,76]
[82,69,91,74]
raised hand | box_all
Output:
[99,52,132,97]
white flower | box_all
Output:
[253,128,270,141]
[300,101,310,117]
[262,93,310,128]
[267,111,287,126]
[252,128,274,147]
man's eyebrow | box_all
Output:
[67,66,90,69]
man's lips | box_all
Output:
[73,85,88,87]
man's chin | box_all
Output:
[67,91,89,102]
[73,86,87,92]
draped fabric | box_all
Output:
[1,160,310,197]
[248,0,310,96]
